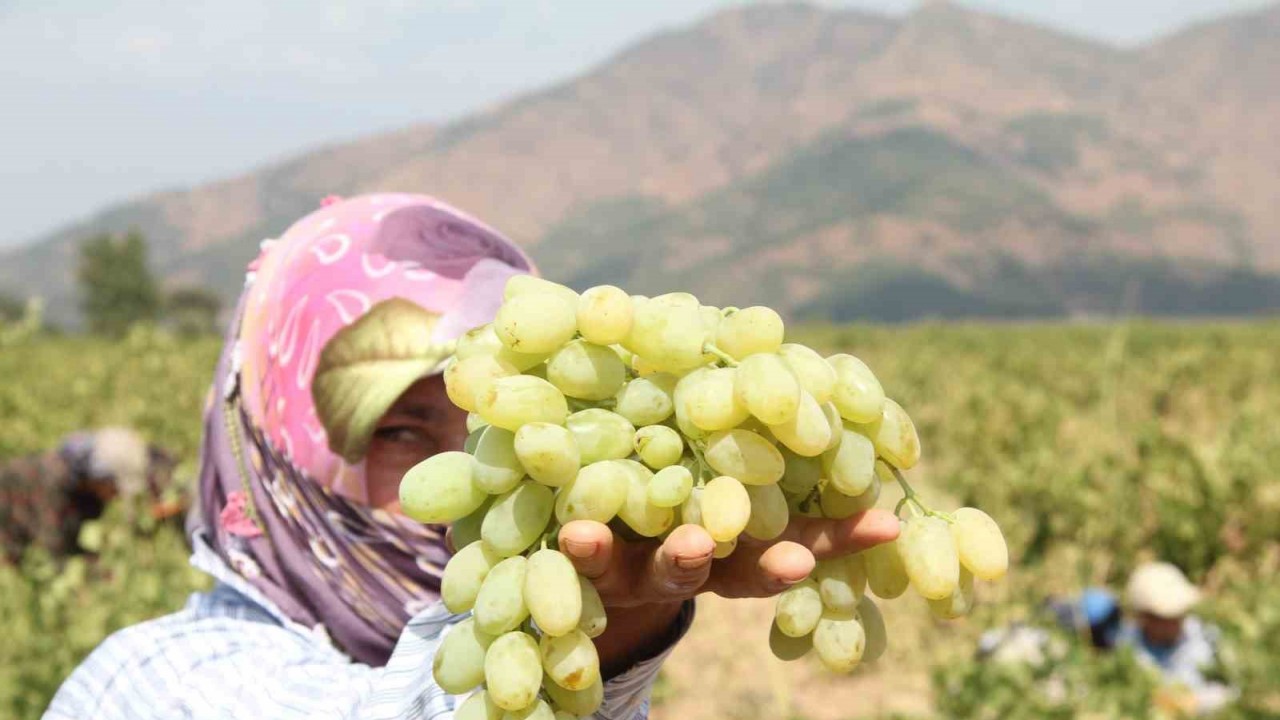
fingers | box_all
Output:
[781,508,901,560]
[756,541,816,592]
[707,540,815,598]
[558,520,617,580]
[644,524,715,598]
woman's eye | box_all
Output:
[375,426,430,445]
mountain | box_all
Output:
[4,1,1279,326]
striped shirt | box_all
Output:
[44,532,690,719]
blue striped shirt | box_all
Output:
[44,532,690,719]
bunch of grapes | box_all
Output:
[398,276,1009,719]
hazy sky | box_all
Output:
[1,0,1272,248]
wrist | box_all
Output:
[594,600,687,680]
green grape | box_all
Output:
[525,549,582,637]
[452,496,493,549]
[504,275,579,304]
[671,368,710,441]
[713,537,737,558]
[484,631,543,712]
[616,460,674,537]
[703,429,784,485]
[442,540,502,613]
[698,306,723,359]
[445,355,520,412]
[678,486,704,527]
[624,300,707,373]
[821,428,875,497]
[951,507,1009,580]
[928,567,976,620]
[813,610,866,672]
[701,475,751,542]
[481,480,555,557]
[769,621,813,662]
[495,293,578,354]
[684,367,750,431]
[473,556,530,635]
[544,676,603,716]
[897,516,959,600]
[819,474,880,519]
[578,578,607,638]
[553,712,579,720]
[775,578,822,637]
[503,699,556,720]
[874,459,897,484]
[650,292,700,308]
[432,617,494,694]
[767,390,831,457]
[735,353,800,425]
[541,629,600,691]
[821,402,843,452]
[464,426,485,454]
[467,412,490,434]
[715,306,784,359]
[857,595,887,663]
[545,340,627,401]
[455,323,550,371]
[477,375,569,431]
[778,447,823,496]
[576,285,634,345]
[744,482,788,541]
[456,690,502,720]
[815,554,866,613]
[863,398,921,470]
[400,451,487,523]
[565,409,635,464]
[554,461,629,524]
[513,423,580,488]
[865,539,910,599]
[634,425,684,469]
[612,374,676,426]
[827,354,885,424]
[472,426,526,494]
[778,343,836,404]
[647,465,693,508]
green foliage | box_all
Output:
[0,291,25,322]
[163,285,223,337]
[76,230,161,336]
[1004,112,1107,175]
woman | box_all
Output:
[45,193,899,719]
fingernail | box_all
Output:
[564,539,595,558]
[674,553,712,570]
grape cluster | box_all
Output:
[398,276,1009,718]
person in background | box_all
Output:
[1048,587,1122,650]
[1117,562,1237,716]
[0,426,180,562]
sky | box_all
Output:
[0,0,1272,248]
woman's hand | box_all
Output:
[557,510,901,676]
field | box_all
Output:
[2,322,1278,719]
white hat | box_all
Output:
[1126,562,1200,618]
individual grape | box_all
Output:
[897,516,959,600]
[865,539,910,600]
[951,507,1009,580]
[819,474,880,519]
[767,390,832,457]
[482,481,555,557]
[813,611,866,672]
[473,556,530,635]
[466,412,490,434]
[827,354,885,424]
[400,451,488,524]
[485,631,543,712]
[432,617,494,694]
[554,462,629,524]
[821,428,875,497]
[472,426,526,494]
[703,429,784,486]
[650,292,700,309]
[735,353,800,425]
[463,425,485,454]
[683,367,750,431]
[769,621,813,662]
[503,700,556,720]
[715,306,784,359]
[678,486,704,527]
[495,292,578,354]
[671,368,710,441]
[857,595,888,663]
[504,275,579,304]
[552,712,577,720]
[698,306,723,355]
[578,579,607,638]
[928,567,976,620]
[874,459,897,485]
[541,629,600,691]
[713,537,738,559]
[630,353,664,377]
[442,540,502,613]
[544,676,603,716]
[744,482,789,541]
[774,578,822,638]
[455,323,549,372]
[863,398,921,470]
[451,496,493,549]
[815,555,866,613]
[634,425,684,469]
[616,460,675,537]
[612,374,676,426]
[821,402,843,452]
[778,343,836,404]
[624,300,706,373]
[445,355,519,412]
[576,285,634,345]
[545,340,627,401]
[701,476,751,542]
[513,423,580,488]
[525,549,582,637]
[455,690,502,720]
[647,465,693,508]
[565,409,635,464]
[778,447,823,496]
[477,375,569,431]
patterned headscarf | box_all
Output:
[197,193,533,665]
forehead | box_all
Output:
[390,375,450,408]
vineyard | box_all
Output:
[1,322,1277,719]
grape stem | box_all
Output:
[702,343,739,368]
[891,467,956,523]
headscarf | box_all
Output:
[197,193,533,665]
